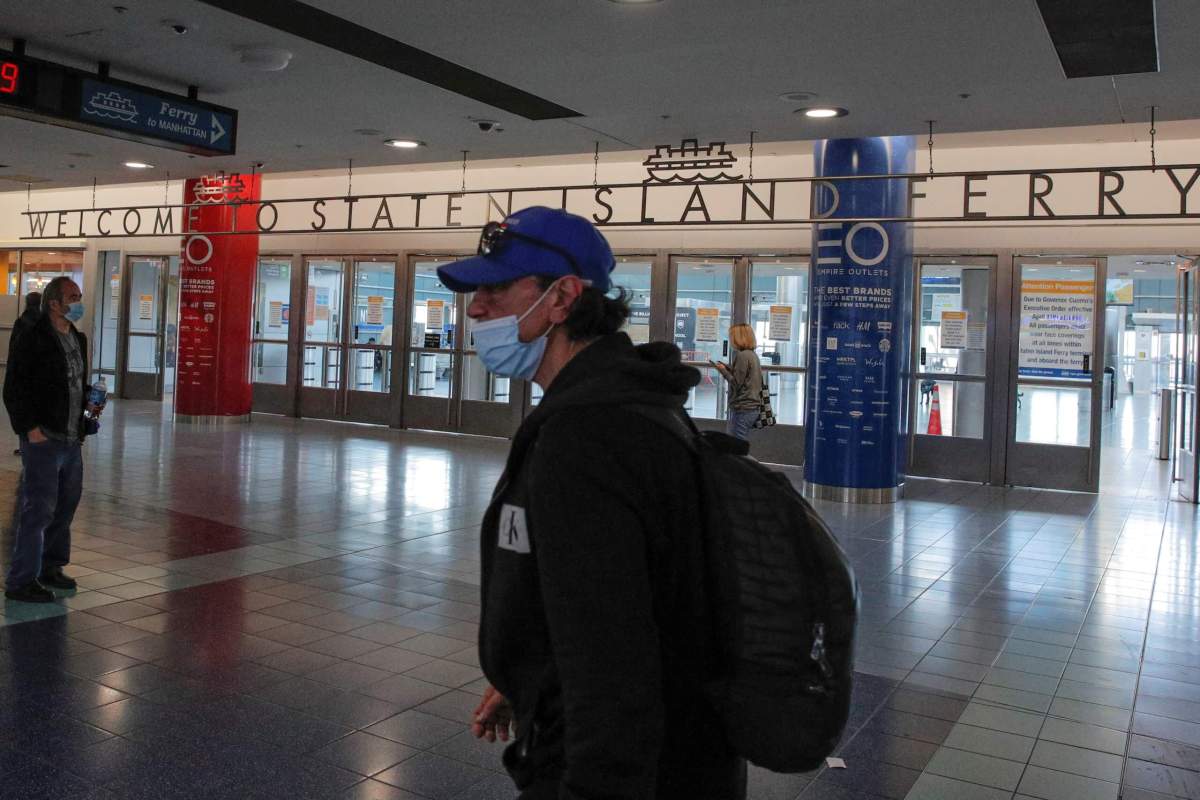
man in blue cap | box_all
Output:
[444,207,745,799]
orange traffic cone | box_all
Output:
[927,384,943,435]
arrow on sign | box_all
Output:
[210,115,226,144]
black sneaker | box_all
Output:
[4,582,55,603]
[39,569,77,591]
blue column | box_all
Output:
[804,137,914,502]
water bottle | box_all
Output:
[84,376,107,419]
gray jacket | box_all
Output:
[725,348,763,411]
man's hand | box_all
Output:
[26,427,47,444]
[471,685,512,743]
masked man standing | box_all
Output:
[439,207,746,799]
[3,276,92,603]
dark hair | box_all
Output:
[24,291,41,312]
[42,276,75,312]
[535,275,631,340]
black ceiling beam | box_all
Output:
[195,0,582,120]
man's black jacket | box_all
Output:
[479,332,744,799]
[4,313,88,439]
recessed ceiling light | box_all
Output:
[799,107,848,118]
[779,91,817,103]
[384,139,423,149]
[124,161,153,169]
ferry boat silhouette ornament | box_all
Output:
[643,139,742,184]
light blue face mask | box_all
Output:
[64,302,85,323]
[470,282,559,380]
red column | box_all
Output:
[174,173,261,423]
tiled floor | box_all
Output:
[1,395,1197,800]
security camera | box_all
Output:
[475,119,501,133]
[163,20,189,35]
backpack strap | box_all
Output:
[626,404,700,452]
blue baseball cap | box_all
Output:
[437,206,615,293]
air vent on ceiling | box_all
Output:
[195,0,581,121]
[1036,0,1159,78]
[0,175,53,184]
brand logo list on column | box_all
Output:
[176,174,261,419]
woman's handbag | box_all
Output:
[753,382,776,429]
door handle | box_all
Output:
[354,324,359,339]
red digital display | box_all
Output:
[0,61,18,95]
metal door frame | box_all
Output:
[400,252,469,434]
[118,253,170,400]
[1177,258,1199,502]
[296,253,400,424]
[908,254,998,483]
[250,252,301,415]
[664,250,811,466]
[1002,255,1106,492]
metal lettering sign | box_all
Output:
[18,151,1200,240]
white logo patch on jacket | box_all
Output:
[498,504,531,554]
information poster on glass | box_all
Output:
[1018,279,1094,379]
[768,305,793,340]
[139,294,153,320]
[268,301,283,328]
[695,307,720,342]
[426,299,445,332]
[939,310,967,349]
[366,295,384,324]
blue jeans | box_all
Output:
[726,409,758,441]
[6,437,83,589]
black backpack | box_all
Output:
[634,406,859,773]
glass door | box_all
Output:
[91,251,122,394]
[747,257,809,464]
[297,256,397,424]
[298,257,346,419]
[669,257,736,424]
[345,258,396,424]
[401,256,524,437]
[120,255,169,400]
[909,257,995,482]
[1178,259,1199,502]
[1005,258,1105,491]
[250,256,295,413]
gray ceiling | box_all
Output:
[3,0,1200,189]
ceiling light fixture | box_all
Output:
[237,46,293,71]
[799,107,848,118]
[384,139,423,149]
[124,161,153,169]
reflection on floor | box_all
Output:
[2,400,1197,800]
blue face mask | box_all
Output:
[471,282,558,380]
[64,302,85,323]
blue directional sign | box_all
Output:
[80,79,235,156]
[0,48,237,157]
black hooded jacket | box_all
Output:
[479,332,744,800]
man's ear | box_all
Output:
[546,276,584,324]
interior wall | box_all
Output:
[3,133,1199,345]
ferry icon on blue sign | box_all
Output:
[83,90,138,123]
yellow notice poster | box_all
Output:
[768,305,793,340]
[366,296,384,324]
[695,307,720,342]
[939,310,967,349]
[426,299,445,331]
